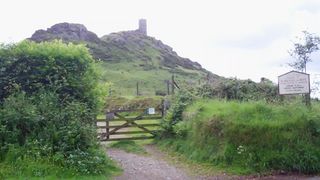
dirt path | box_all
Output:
[107,145,192,180]
[107,145,320,180]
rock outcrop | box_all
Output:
[30,23,100,43]
[29,22,209,71]
[101,31,203,70]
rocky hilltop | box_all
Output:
[30,23,100,43]
[29,22,206,71]
[29,22,220,95]
[101,31,203,70]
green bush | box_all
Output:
[155,90,167,96]
[157,100,320,174]
[196,78,279,102]
[0,40,99,110]
[160,90,194,137]
[0,41,116,178]
[0,90,108,175]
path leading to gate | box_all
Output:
[106,144,318,180]
[107,145,194,180]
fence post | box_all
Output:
[109,87,112,96]
[171,75,175,94]
[161,99,164,117]
[106,112,114,140]
[136,82,139,96]
[306,93,311,107]
[167,80,170,95]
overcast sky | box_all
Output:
[1,0,320,97]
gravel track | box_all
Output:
[107,145,320,180]
[107,146,191,180]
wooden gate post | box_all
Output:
[106,112,114,140]
[136,82,140,96]
[167,80,170,95]
[161,99,164,117]
[171,75,175,94]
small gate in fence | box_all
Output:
[96,105,165,141]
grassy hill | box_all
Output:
[29,23,221,96]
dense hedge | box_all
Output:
[0,41,115,178]
[195,78,279,102]
[159,97,320,174]
[0,40,98,109]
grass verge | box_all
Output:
[157,99,320,174]
[0,147,121,179]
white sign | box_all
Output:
[278,71,310,95]
[147,108,155,115]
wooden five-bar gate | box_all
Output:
[96,105,165,141]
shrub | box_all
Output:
[0,41,114,177]
[155,90,167,96]
[0,91,107,174]
[160,90,194,137]
[196,78,279,102]
[0,40,99,111]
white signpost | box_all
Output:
[147,108,155,115]
[278,71,310,95]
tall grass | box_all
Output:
[0,146,121,179]
[158,100,320,174]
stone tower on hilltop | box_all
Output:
[138,19,147,35]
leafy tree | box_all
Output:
[288,31,320,73]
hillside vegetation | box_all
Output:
[29,23,220,96]
[158,93,320,174]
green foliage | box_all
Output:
[155,90,167,96]
[0,145,120,179]
[157,100,320,174]
[160,90,194,137]
[0,90,111,176]
[0,143,120,179]
[0,92,38,147]
[196,78,279,102]
[0,40,99,111]
[0,41,117,178]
